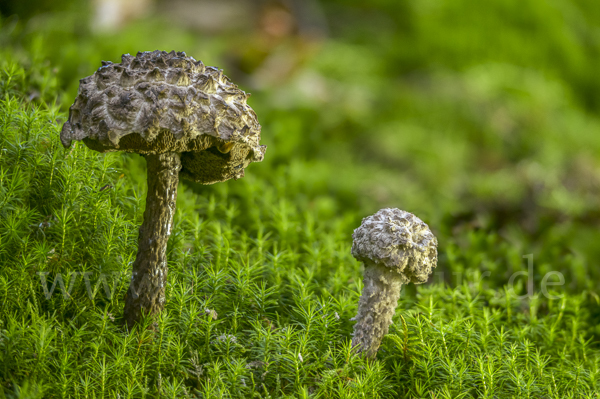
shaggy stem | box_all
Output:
[123,152,181,330]
[351,261,404,358]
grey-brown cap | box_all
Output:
[351,208,438,284]
[60,50,266,184]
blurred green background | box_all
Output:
[2,0,600,292]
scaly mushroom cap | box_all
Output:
[351,208,438,284]
[60,50,266,184]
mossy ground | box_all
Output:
[2,1,600,397]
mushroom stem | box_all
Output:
[351,261,404,358]
[123,152,181,330]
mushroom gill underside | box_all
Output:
[80,130,259,184]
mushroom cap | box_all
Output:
[351,208,438,284]
[60,50,266,184]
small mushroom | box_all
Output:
[60,51,266,329]
[350,208,437,358]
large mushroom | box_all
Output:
[350,208,437,358]
[60,50,266,329]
